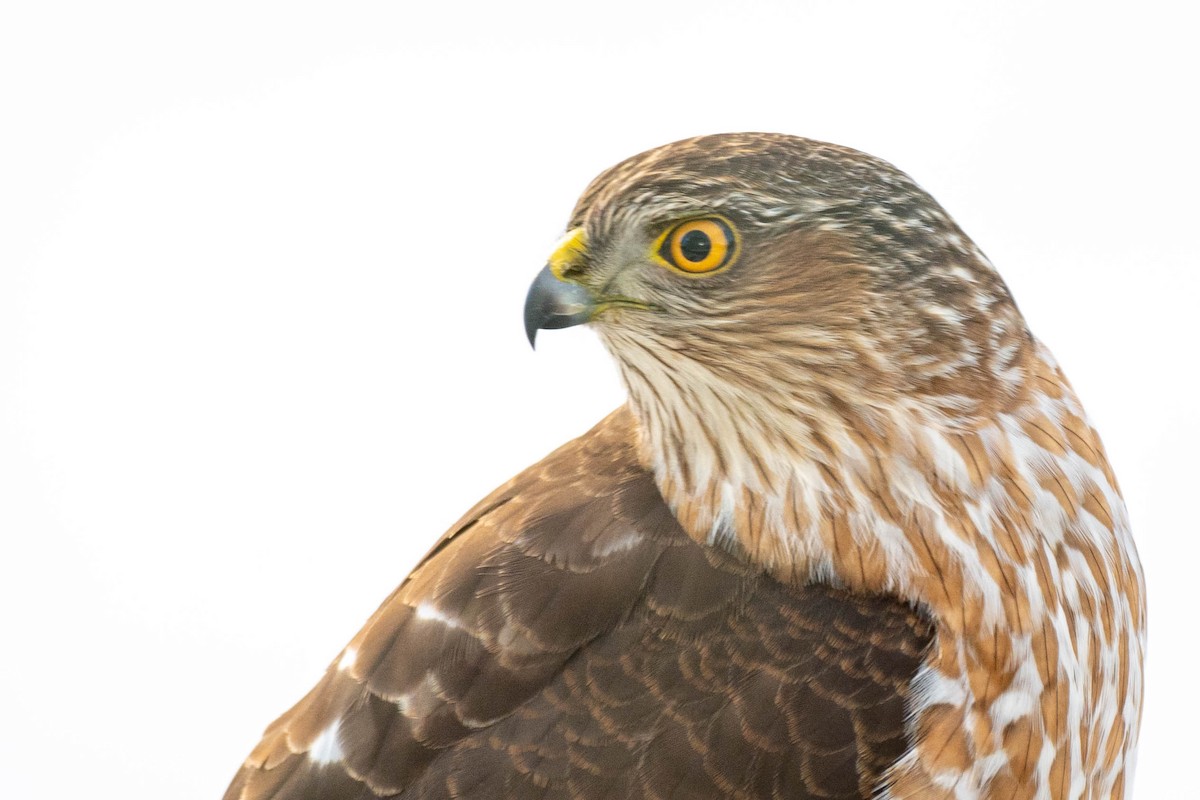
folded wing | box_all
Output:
[225,409,933,800]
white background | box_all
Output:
[1,2,1195,797]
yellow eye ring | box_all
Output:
[652,216,739,275]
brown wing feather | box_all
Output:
[225,409,933,800]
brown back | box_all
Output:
[225,409,933,800]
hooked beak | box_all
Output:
[522,265,597,348]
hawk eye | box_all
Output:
[654,217,738,275]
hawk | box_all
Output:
[224,134,1145,799]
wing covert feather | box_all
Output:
[226,409,933,799]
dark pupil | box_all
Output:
[679,229,712,262]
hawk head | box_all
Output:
[525,133,1033,451]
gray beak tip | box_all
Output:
[522,266,596,349]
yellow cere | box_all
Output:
[653,217,739,275]
[547,227,589,280]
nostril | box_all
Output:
[556,259,588,281]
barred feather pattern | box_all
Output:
[579,134,1146,799]
[608,338,1144,800]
